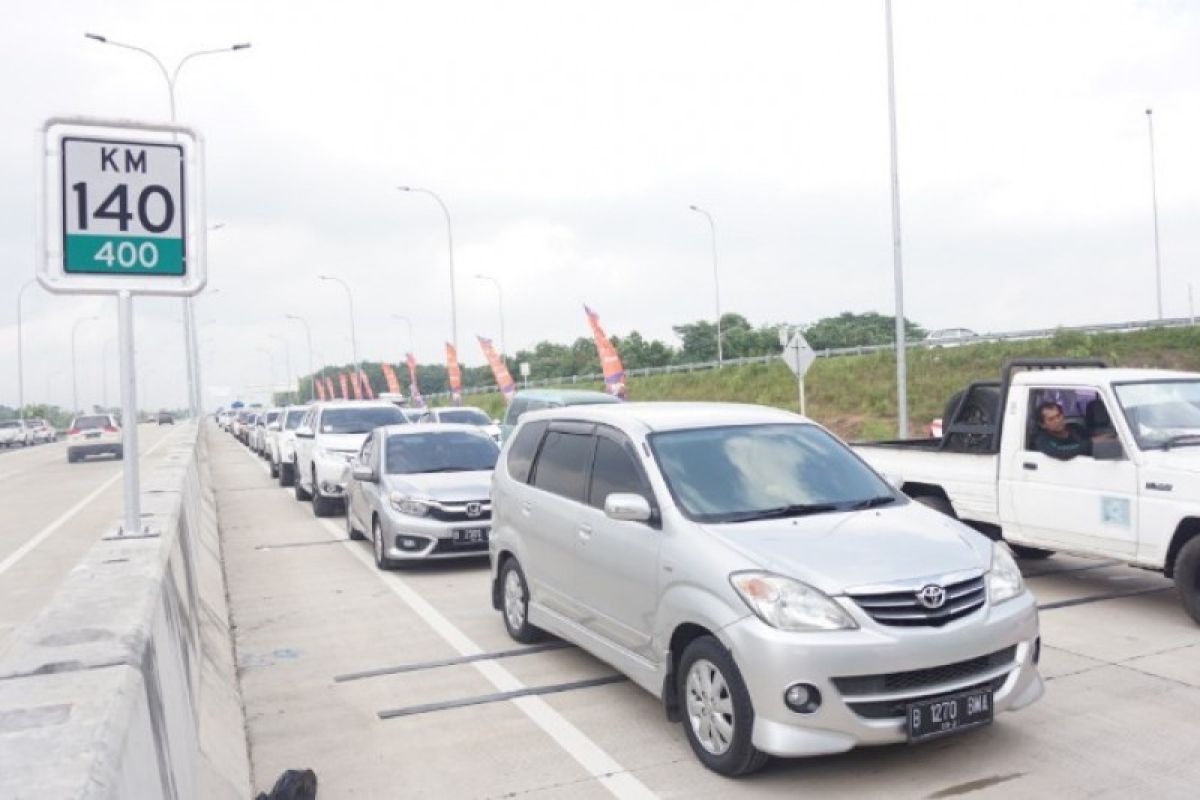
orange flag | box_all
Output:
[477,336,515,403]
[314,379,326,401]
[446,343,463,406]
[339,373,350,399]
[584,304,627,400]
[381,363,402,395]
[324,376,336,400]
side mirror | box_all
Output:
[885,473,905,491]
[351,464,376,482]
[295,427,314,439]
[604,493,652,523]
[268,422,281,431]
[1092,439,1125,461]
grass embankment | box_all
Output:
[456,327,1200,440]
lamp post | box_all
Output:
[16,279,37,420]
[285,314,315,401]
[257,347,277,403]
[71,315,99,414]
[269,334,293,403]
[390,314,416,357]
[101,338,117,409]
[84,34,250,417]
[1145,109,1164,321]
[397,186,458,352]
[687,205,723,366]
[474,274,506,357]
[317,274,360,376]
[884,0,909,438]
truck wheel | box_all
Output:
[914,495,956,519]
[1010,545,1055,560]
[1174,536,1200,624]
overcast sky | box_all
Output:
[2,0,1198,410]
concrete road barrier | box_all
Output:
[0,422,250,799]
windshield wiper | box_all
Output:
[1161,434,1200,451]
[848,495,898,510]
[718,503,841,523]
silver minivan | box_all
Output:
[489,402,1043,776]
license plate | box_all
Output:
[906,687,993,742]
[86,432,101,439]
[453,527,489,544]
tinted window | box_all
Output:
[384,431,499,474]
[75,415,110,430]
[588,437,647,509]
[531,431,594,502]
[285,410,307,429]
[505,397,529,426]
[438,408,491,425]
[265,411,280,424]
[320,406,407,434]
[506,421,549,483]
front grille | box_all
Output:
[833,646,1017,696]
[846,676,1008,720]
[431,538,489,554]
[428,501,492,523]
[848,573,985,627]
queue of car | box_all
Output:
[0,418,58,447]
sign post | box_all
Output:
[780,328,816,417]
[39,118,205,536]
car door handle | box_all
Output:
[577,524,593,542]
[1022,462,1038,471]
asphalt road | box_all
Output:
[212,425,1200,799]
[0,423,186,661]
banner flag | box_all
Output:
[339,372,350,400]
[360,369,375,399]
[446,343,463,406]
[478,335,516,403]
[584,304,628,400]
[350,370,363,400]
[381,363,402,395]
[324,376,336,400]
[406,353,423,407]
[314,379,326,401]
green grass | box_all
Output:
[453,327,1200,439]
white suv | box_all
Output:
[0,420,32,448]
[293,401,409,516]
[268,405,310,486]
[66,414,123,463]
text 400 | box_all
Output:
[95,240,159,269]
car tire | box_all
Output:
[914,495,956,519]
[115,447,124,460]
[1173,536,1200,624]
[269,458,279,479]
[293,469,311,501]
[500,558,544,644]
[1010,544,1055,560]
[372,518,396,570]
[279,461,295,488]
[677,636,769,777]
[311,474,338,517]
[347,504,366,541]
[67,451,77,464]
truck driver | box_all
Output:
[1034,401,1092,460]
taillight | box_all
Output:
[104,426,119,433]
[67,428,80,435]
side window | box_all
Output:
[588,435,649,510]
[505,398,528,426]
[530,431,595,502]
[1027,387,1105,453]
[506,421,549,483]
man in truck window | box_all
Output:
[1034,401,1092,460]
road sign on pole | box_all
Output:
[781,330,815,417]
[38,118,205,537]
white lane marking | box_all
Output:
[236,440,657,799]
[0,426,186,579]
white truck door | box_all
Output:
[1004,386,1138,558]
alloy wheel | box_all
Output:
[685,658,735,756]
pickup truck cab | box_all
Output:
[853,359,1200,623]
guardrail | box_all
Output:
[423,314,1198,401]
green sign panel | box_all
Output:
[65,233,185,275]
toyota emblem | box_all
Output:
[916,584,947,610]
[465,502,483,518]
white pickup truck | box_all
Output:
[852,358,1200,624]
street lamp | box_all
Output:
[72,315,100,414]
[16,279,37,420]
[84,33,251,417]
[285,314,315,401]
[884,0,909,438]
[397,186,458,351]
[257,347,277,403]
[269,334,293,403]
[390,314,416,357]
[687,205,723,366]
[317,274,360,374]
[1146,108,1163,321]
[474,274,506,357]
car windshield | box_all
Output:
[74,416,110,430]
[285,410,307,429]
[265,412,280,423]
[321,406,407,434]
[384,431,499,474]
[1114,380,1200,449]
[649,423,896,523]
[0,421,18,429]
[437,408,491,426]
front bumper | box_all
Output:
[68,442,122,457]
[314,454,353,496]
[379,509,491,561]
[717,591,1043,758]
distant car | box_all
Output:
[924,328,979,348]
[346,424,499,567]
[399,407,428,424]
[66,414,123,462]
[268,405,311,485]
[500,389,621,440]
[157,411,175,425]
[251,409,280,456]
[233,411,257,444]
[422,406,502,443]
[28,419,56,444]
[0,420,32,448]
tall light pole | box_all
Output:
[474,274,506,357]
[257,347,277,403]
[101,338,117,409]
[390,314,416,357]
[16,279,37,420]
[286,314,315,402]
[1145,108,1164,321]
[688,205,723,366]
[884,0,909,438]
[397,186,457,352]
[269,334,293,403]
[71,315,99,414]
[318,274,360,373]
[84,34,250,417]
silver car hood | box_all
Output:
[382,470,493,502]
[699,503,992,595]
[316,433,368,453]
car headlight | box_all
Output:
[988,543,1024,605]
[389,492,431,517]
[729,572,858,632]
